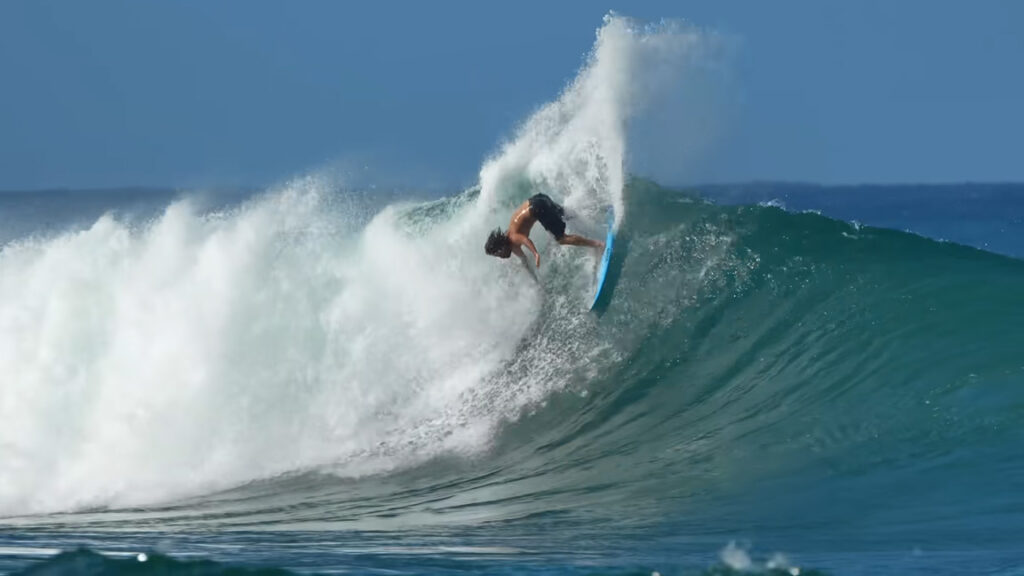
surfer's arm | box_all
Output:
[510,233,540,267]
[522,237,540,268]
[512,246,540,283]
[518,252,540,283]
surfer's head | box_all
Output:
[485,228,512,259]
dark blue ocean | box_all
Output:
[1,179,1023,576]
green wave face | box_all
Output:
[457,179,1024,538]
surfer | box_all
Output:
[484,193,604,273]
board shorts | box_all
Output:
[528,193,567,240]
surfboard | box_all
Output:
[590,208,615,310]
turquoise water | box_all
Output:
[2,180,1023,575]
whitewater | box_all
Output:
[3,14,1024,576]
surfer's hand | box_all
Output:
[535,253,541,268]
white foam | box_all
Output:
[0,14,724,516]
[721,541,753,570]
[720,541,801,574]
[0,177,540,514]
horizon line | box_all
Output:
[3,179,1024,195]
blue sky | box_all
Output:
[1,1,1021,189]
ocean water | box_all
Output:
[3,15,1024,576]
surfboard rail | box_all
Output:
[590,208,615,310]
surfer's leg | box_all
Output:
[558,234,604,249]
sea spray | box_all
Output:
[0,16,735,516]
[478,14,726,228]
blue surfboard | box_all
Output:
[590,208,615,310]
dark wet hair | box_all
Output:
[485,228,511,256]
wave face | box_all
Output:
[0,14,720,519]
[3,180,1023,574]
[2,14,1024,576]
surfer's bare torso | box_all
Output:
[506,200,541,265]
